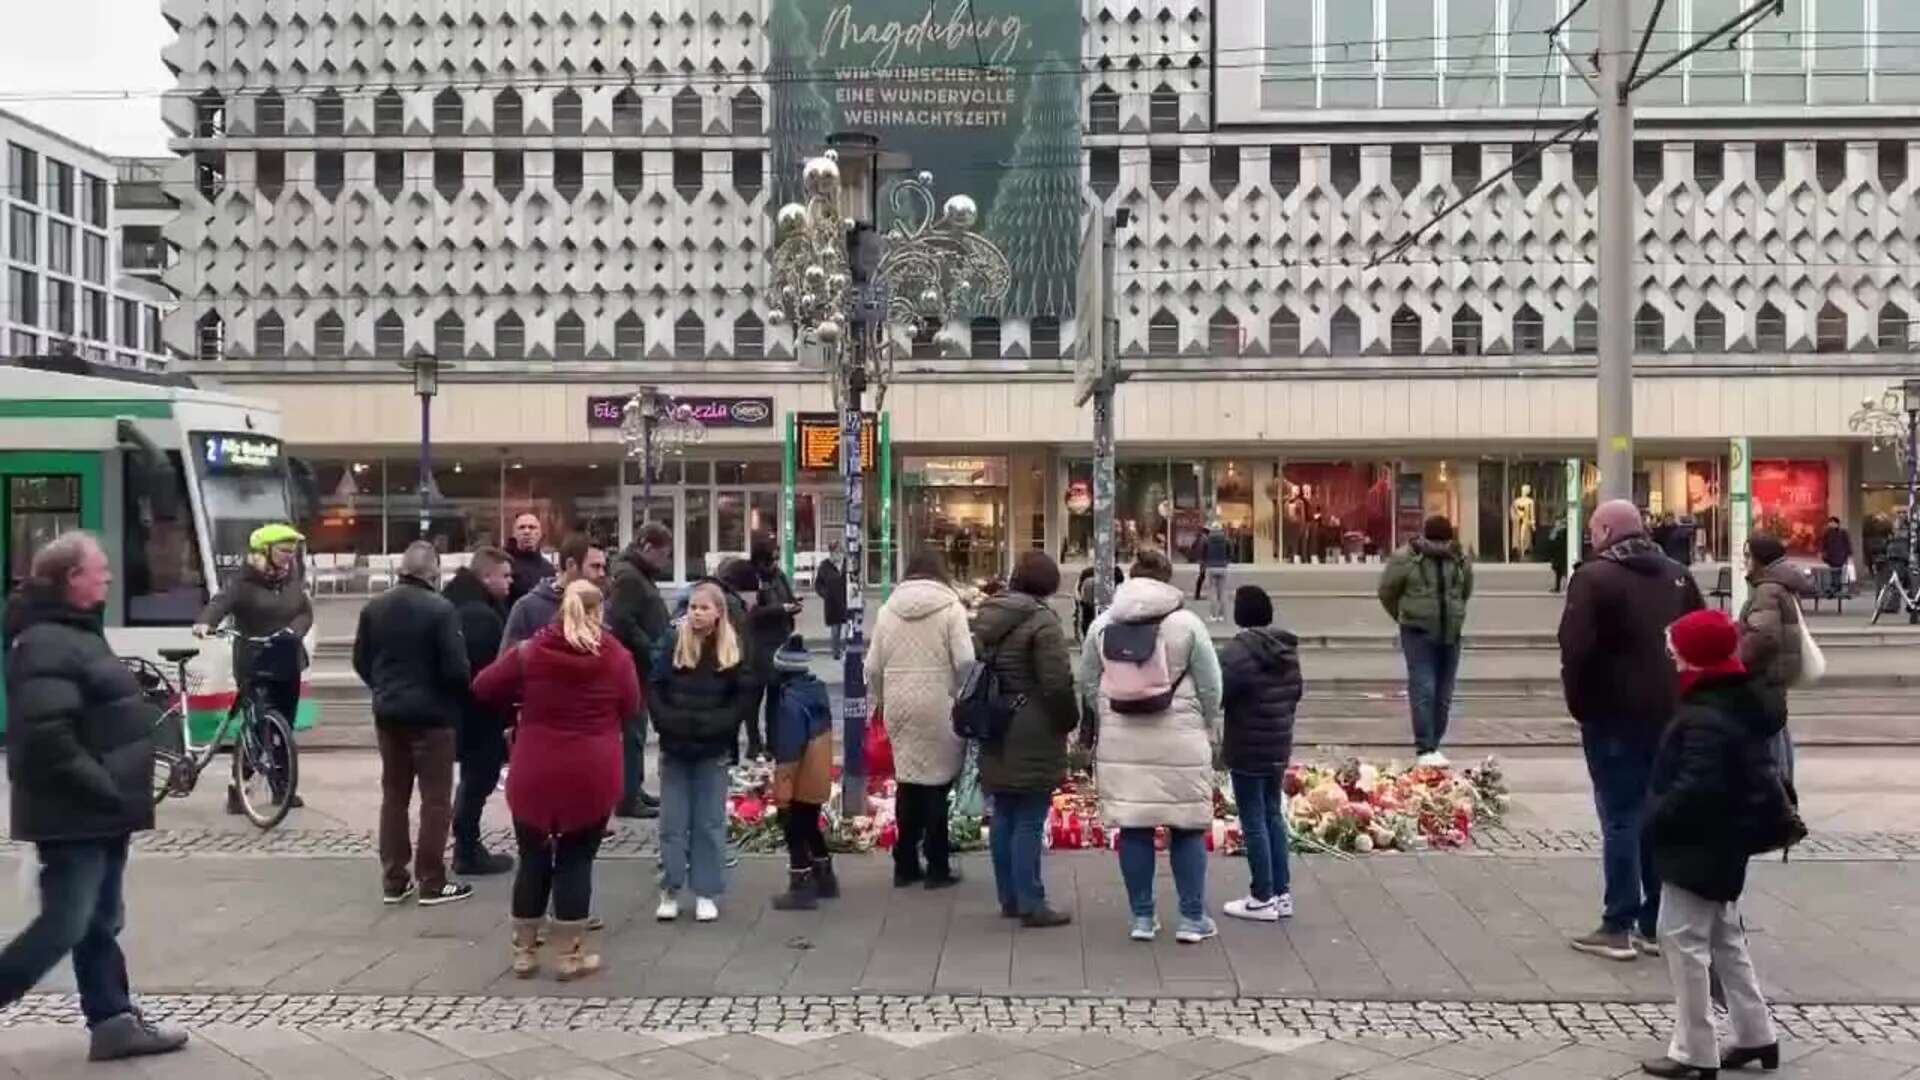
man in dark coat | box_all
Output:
[505,512,555,609]
[0,532,189,1062]
[741,539,798,761]
[443,546,515,876]
[815,544,849,660]
[608,522,673,818]
[353,541,474,907]
[1218,585,1304,923]
[1558,499,1705,963]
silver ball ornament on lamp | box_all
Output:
[935,327,966,356]
[816,318,843,344]
[804,264,826,287]
[803,156,840,197]
[767,309,787,327]
[942,194,978,229]
[775,203,808,237]
[917,170,934,185]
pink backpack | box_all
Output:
[1100,614,1186,714]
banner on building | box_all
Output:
[769,0,1082,318]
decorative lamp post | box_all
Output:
[401,349,453,539]
[620,385,706,526]
[769,133,1010,814]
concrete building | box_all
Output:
[160,0,1920,583]
[2,110,172,371]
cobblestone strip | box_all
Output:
[1471,827,1920,860]
[4,993,1919,1043]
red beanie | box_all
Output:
[1668,609,1740,668]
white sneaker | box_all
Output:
[1273,892,1295,918]
[1415,751,1451,769]
[1224,896,1281,923]
[655,894,680,921]
[695,897,720,923]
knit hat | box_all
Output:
[1747,535,1787,568]
[1233,585,1274,628]
[773,634,811,673]
[1667,609,1741,670]
[1588,499,1645,551]
[716,558,760,596]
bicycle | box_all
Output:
[1870,557,1920,626]
[144,630,301,829]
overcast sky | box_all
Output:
[0,0,173,157]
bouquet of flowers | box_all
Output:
[1220,755,1509,855]
[725,760,986,855]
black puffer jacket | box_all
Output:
[648,634,748,761]
[608,547,670,680]
[351,575,472,729]
[1218,627,1304,772]
[1558,537,1706,746]
[506,543,553,608]
[1646,673,1787,903]
[4,585,157,842]
[973,594,1078,794]
[442,568,509,744]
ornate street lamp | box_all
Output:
[400,349,454,539]
[769,133,1010,814]
[620,386,706,525]
[1848,377,1920,585]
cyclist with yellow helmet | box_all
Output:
[194,523,313,813]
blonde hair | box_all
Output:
[674,582,741,671]
[558,579,605,654]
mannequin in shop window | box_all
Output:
[1510,486,1537,562]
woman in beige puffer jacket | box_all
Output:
[866,550,976,887]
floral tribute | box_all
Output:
[724,760,986,855]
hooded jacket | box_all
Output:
[1738,558,1811,695]
[442,567,509,742]
[1218,626,1304,772]
[4,585,158,842]
[1558,536,1706,744]
[973,593,1078,795]
[607,546,670,680]
[501,578,568,654]
[351,574,471,729]
[1645,672,1787,902]
[866,577,976,785]
[1077,576,1223,830]
[196,562,313,676]
[1378,538,1474,644]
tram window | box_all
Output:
[123,450,208,626]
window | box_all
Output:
[144,307,160,353]
[375,88,405,136]
[84,174,107,227]
[257,150,286,200]
[81,233,105,284]
[433,150,463,199]
[1268,309,1299,355]
[555,150,584,201]
[9,143,37,203]
[1149,83,1178,133]
[48,220,72,275]
[1030,316,1061,359]
[120,445,209,624]
[673,88,702,135]
[1089,148,1119,198]
[316,151,344,200]
[1817,302,1848,353]
[1634,303,1664,352]
[1880,304,1912,352]
[674,311,704,359]
[1149,147,1179,196]
[316,310,345,357]
[1755,142,1785,189]
[375,151,404,199]
[732,150,763,196]
[1089,86,1119,135]
[734,312,763,359]
[1881,141,1908,192]
[1816,142,1846,191]
[1695,142,1724,190]
[257,90,286,137]
[1270,146,1300,193]
[494,311,524,360]
[1450,306,1481,355]
[434,311,464,358]
[494,151,524,200]
[1755,302,1786,351]
[82,288,105,341]
[45,160,72,218]
[1208,309,1240,355]
[614,311,645,360]
[1147,309,1179,356]
[255,310,284,357]
[673,150,702,198]
[1390,145,1420,197]
[195,153,225,200]
[1330,307,1361,354]
[195,310,223,360]
[1573,143,1598,195]
[374,310,405,356]
[553,90,583,137]
[555,310,586,360]
[7,268,37,326]
[1513,304,1544,352]
[1330,145,1361,196]
[495,89,523,137]
[10,207,37,263]
[1512,145,1542,194]
[613,89,645,137]
[195,90,225,138]
[316,89,344,137]
[9,330,37,356]
[1390,306,1422,356]
[1210,146,1239,196]
[1695,303,1725,353]
[117,298,138,347]
[970,316,1001,358]
[1632,143,1663,196]
[732,89,763,135]
[911,321,939,359]
[611,151,645,199]
[1575,303,1599,351]
[434,89,463,136]
[1451,144,1480,193]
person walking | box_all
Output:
[443,546,515,876]
[502,535,606,653]
[650,581,750,922]
[471,580,638,981]
[1820,516,1853,584]
[1548,517,1570,593]
[766,635,838,910]
[746,538,800,762]
[0,532,190,1062]
[974,551,1079,928]
[815,544,849,660]
[1378,515,1473,767]
[352,541,475,907]
[506,512,554,608]
[1078,550,1224,944]
[1639,610,1787,1079]
[1218,585,1304,924]
[867,548,976,889]
[608,522,673,820]
[1558,499,1705,961]
[1736,534,1810,785]
[1200,521,1232,621]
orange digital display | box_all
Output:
[796,413,877,472]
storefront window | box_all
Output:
[1751,459,1829,555]
[506,463,618,552]
[1115,461,1172,563]
[1211,460,1256,563]
[903,456,1009,583]
[1279,462,1393,561]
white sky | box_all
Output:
[0,0,173,157]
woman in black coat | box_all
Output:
[1217,586,1303,923]
[814,548,848,659]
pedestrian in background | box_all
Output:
[472,580,637,981]
[1558,499,1704,962]
[1200,520,1232,621]
[352,541,474,907]
[1218,585,1303,924]
[767,635,838,910]
[608,522,673,820]
[816,544,849,660]
[974,550,1079,929]
[650,581,749,923]
[716,558,772,762]
[0,532,189,1062]
[505,512,554,608]
[1736,534,1810,785]
[746,537,801,761]
[1640,610,1785,1080]
[1378,514,1473,768]
[443,546,515,877]
[1079,550,1224,945]
[867,548,976,889]
[502,534,606,654]
[1548,518,1570,593]
[1820,516,1853,586]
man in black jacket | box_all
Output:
[0,532,189,1062]
[1558,499,1705,963]
[1217,586,1304,924]
[444,546,515,875]
[352,541,474,907]
[505,512,554,608]
[815,544,848,660]
[608,522,672,818]
[744,538,799,761]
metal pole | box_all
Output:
[1907,411,1917,621]
[641,391,655,524]
[417,392,431,538]
[840,335,869,816]
[1596,0,1635,501]
[1093,215,1119,612]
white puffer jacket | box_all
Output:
[1078,576,1224,830]
[866,577,976,785]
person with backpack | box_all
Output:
[767,635,838,911]
[1639,609,1793,1079]
[973,551,1079,929]
[1378,515,1473,768]
[1078,550,1225,945]
[1217,585,1303,924]
[866,548,976,888]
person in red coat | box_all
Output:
[472,579,638,982]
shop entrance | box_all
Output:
[903,456,1010,583]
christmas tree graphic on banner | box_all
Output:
[986,60,1081,318]
[768,0,832,211]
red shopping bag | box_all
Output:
[863,708,895,784]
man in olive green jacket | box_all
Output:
[1378,515,1474,767]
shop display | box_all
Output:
[1751,459,1831,555]
[1280,462,1392,561]
[1510,485,1537,556]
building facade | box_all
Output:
[160,0,1920,581]
[2,111,173,372]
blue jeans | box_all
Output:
[660,754,730,898]
[1400,627,1461,754]
[989,791,1051,916]
[1581,729,1660,937]
[621,711,648,804]
[1117,827,1207,921]
[0,836,135,1026]
[829,623,844,658]
[1230,770,1291,902]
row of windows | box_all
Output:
[4,268,160,350]
[195,148,765,203]
[6,206,110,283]
[1163,302,1918,356]
[196,86,764,140]
[5,143,110,226]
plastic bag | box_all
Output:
[862,709,895,784]
[950,742,984,819]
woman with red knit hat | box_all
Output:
[1638,609,1789,1079]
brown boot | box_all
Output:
[552,919,603,982]
[511,918,543,979]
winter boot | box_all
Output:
[812,856,839,900]
[510,918,543,979]
[552,919,602,982]
[771,867,819,911]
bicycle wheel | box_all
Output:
[1873,580,1898,625]
[232,707,300,830]
[150,706,189,805]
